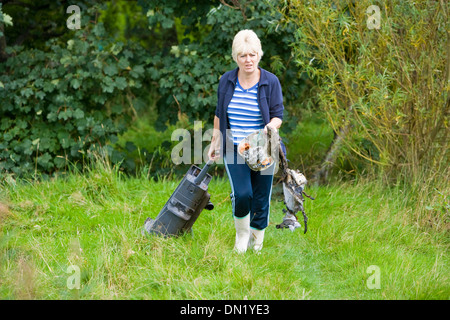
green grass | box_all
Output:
[285,111,335,176]
[0,160,448,300]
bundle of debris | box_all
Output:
[276,147,315,234]
[238,128,315,234]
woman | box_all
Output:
[208,29,284,253]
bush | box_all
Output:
[281,0,449,182]
[0,5,149,178]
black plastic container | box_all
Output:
[143,160,214,237]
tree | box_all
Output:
[281,0,449,183]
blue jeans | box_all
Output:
[224,145,275,230]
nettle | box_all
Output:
[0,15,149,177]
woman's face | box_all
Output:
[236,51,259,75]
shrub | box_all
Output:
[281,0,449,182]
[0,5,149,178]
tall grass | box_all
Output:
[0,156,448,299]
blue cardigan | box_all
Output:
[215,67,286,155]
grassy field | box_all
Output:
[0,160,448,300]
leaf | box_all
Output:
[109,42,123,55]
[60,55,72,66]
[58,109,73,121]
[92,23,106,37]
[47,112,57,122]
[101,76,115,93]
[111,104,123,114]
[3,132,13,142]
[3,13,13,26]
[115,77,127,90]
[20,88,33,98]
[67,39,75,50]
[130,65,145,78]
[43,81,55,93]
[70,78,81,89]
[73,109,84,119]
[161,17,174,29]
[104,64,118,76]
[118,57,130,70]
[37,152,53,168]
[125,141,137,152]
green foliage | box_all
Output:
[0,4,13,33]
[138,0,307,131]
[1,1,99,51]
[0,5,149,177]
[286,110,335,176]
[1,1,312,178]
[98,0,151,49]
[114,114,189,180]
[280,0,449,182]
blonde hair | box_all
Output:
[231,29,263,62]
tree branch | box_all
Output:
[0,22,9,62]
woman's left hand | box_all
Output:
[264,118,282,134]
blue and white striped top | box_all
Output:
[227,79,264,145]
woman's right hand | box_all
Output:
[208,145,221,161]
[209,116,221,161]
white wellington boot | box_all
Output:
[234,214,250,253]
[249,228,265,252]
